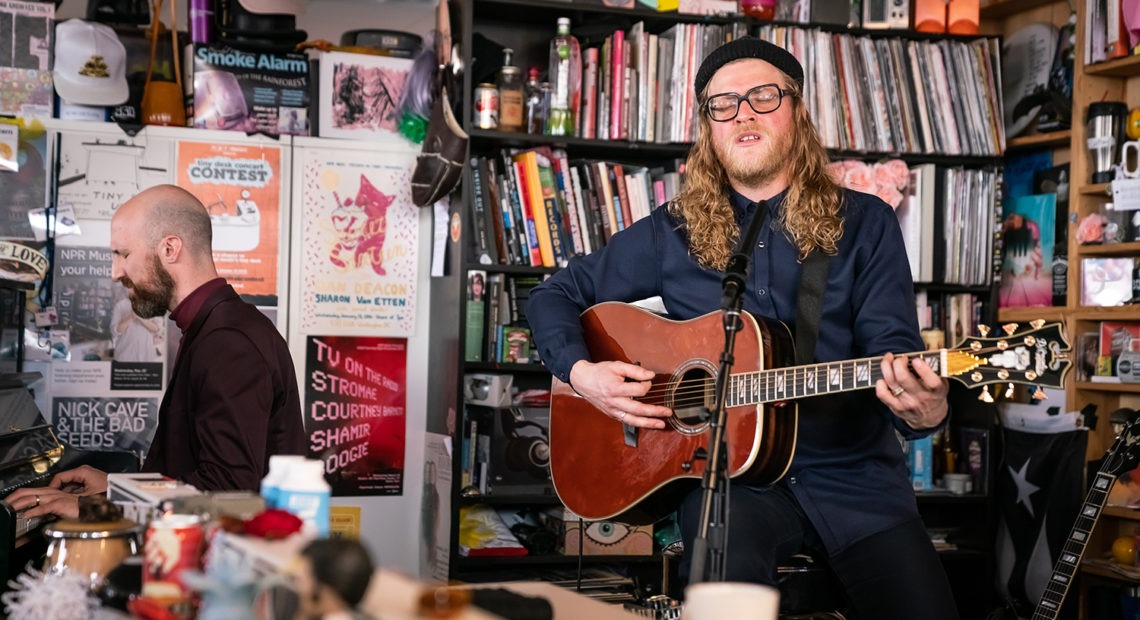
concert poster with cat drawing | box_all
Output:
[298,147,418,336]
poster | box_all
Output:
[177,140,283,304]
[46,245,166,458]
[304,335,406,496]
[999,194,1055,308]
[48,365,161,459]
[0,119,47,239]
[56,128,174,221]
[0,0,53,118]
[298,147,417,336]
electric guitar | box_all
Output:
[1030,414,1140,619]
[548,302,1071,523]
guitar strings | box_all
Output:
[631,344,1019,408]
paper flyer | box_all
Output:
[177,140,283,304]
[304,335,406,496]
[298,147,417,336]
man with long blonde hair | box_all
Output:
[529,38,956,617]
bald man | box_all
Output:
[7,185,305,519]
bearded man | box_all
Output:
[8,184,304,518]
[527,38,958,618]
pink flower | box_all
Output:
[877,185,904,210]
[843,162,876,194]
[1076,213,1107,244]
[826,162,847,185]
[884,159,911,190]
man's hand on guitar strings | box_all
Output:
[569,359,673,429]
[876,352,949,431]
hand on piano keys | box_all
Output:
[5,465,108,520]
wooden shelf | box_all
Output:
[1076,241,1140,257]
[996,306,1065,323]
[1071,307,1140,320]
[1102,506,1140,520]
[1074,381,1140,393]
[979,0,1064,18]
[1079,183,1112,196]
[1080,560,1140,583]
[1005,130,1071,152]
[1085,54,1140,78]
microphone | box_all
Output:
[720,200,769,311]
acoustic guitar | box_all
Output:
[548,302,1071,523]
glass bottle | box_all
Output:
[524,67,547,134]
[497,48,524,132]
[547,17,581,137]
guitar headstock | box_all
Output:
[1103,413,1140,477]
[944,320,1071,397]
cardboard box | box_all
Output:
[189,44,311,136]
[541,508,654,556]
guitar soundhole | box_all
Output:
[671,367,714,427]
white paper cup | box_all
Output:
[682,582,780,620]
[944,473,971,495]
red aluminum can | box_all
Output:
[143,514,205,618]
[474,83,499,130]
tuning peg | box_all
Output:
[978,386,994,403]
[1002,323,1018,336]
[1030,319,1045,330]
[1032,386,1047,400]
[1005,383,1015,398]
[977,325,990,337]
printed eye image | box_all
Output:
[584,521,632,546]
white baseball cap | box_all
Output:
[237,0,306,15]
[54,19,129,106]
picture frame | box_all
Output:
[317,50,414,141]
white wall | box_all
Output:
[54,0,438,577]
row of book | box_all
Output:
[464,271,546,364]
[759,26,1005,157]
[579,21,747,143]
[896,165,1001,286]
[915,291,988,350]
[469,147,684,268]
[1086,0,1131,65]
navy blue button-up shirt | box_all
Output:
[527,188,941,555]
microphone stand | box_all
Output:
[689,201,768,585]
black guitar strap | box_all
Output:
[795,250,831,365]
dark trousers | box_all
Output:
[678,483,959,620]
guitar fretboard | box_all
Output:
[1031,471,1114,619]
[725,351,946,406]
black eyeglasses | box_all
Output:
[703,83,788,122]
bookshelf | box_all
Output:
[445,0,1013,611]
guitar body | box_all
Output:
[549,303,798,524]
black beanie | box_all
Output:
[694,37,804,97]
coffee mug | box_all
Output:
[944,473,972,495]
[682,582,779,620]
[1123,140,1140,179]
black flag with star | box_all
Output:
[994,427,1086,615]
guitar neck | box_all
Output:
[1030,470,1116,619]
[726,350,946,406]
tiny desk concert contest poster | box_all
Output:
[304,335,406,496]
